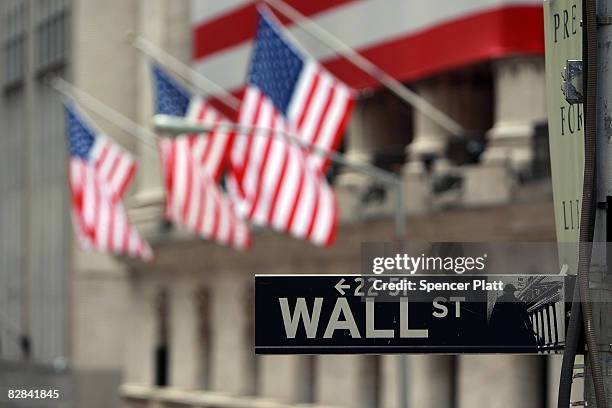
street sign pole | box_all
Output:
[545,0,612,404]
[589,0,612,404]
[542,0,607,406]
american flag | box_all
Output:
[230,6,354,246]
[65,101,153,261]
[152,64,233,180]
[158,137,250,249]
[152,64,250,249]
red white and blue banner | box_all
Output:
[191,0,544,94]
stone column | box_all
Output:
[317,355,379,408]
[135,0,165,200]
[482,57,546,173]
[379,356,400,408]
[404,79,453,174]
[336,97,393,220]
[123,279,157,385]
[71,252,132,408]
[260,355,314,403]
[70,2,145,400]
[131,0,191,231]
[337,99,376,188]
[338,92,411,180]
[380,355,454,408]
[402,78,458,212]
[337,91,418,217]
[408,355,455,408]
[210,272,253,395]
[168,280,201,389]
[457,355,544,407]
[136,0,190,192]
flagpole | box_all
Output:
[153,114,408,260]
[152,114,399,185]
[262,0,465,138]
[48,76,158,151]
[125,33,241,111]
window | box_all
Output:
[2,1,26,89]
[34,0,69,74]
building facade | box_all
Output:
[0,0,72,404]
[0,1,584,407]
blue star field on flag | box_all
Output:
[152,64,192,117]
[65,102,97,160]
[248,9,304,116]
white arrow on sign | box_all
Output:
[334,278,351,295]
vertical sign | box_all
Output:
[543,0,584,275]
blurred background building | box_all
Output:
[0,0,583,407]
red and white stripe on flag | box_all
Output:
[230,88,338,247]
[158,136,250,250]
[89,134,137,198]
[69,161,153,261]
[185,96,234,180]
[285,61,354,173]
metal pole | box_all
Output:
[152,114,399,185]
[394,179,409,408]
[48,77,158,150]
[125,33,241,111]
[47,77,402,190]
[588,0,612,404]
[394,181,406,241]
[261,0,465,137]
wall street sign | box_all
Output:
[543,0,584,275]
[255,275,569,354]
